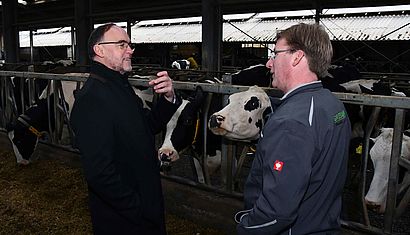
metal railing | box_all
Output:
[1,70,409,234]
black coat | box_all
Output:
[70,62,179,235]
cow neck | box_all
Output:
[89,61,130,87]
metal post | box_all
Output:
[383,108,405,233]
[2,0,19,63]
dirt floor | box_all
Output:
[0,150,225,235]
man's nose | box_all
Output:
[127,47,135,54]
[266,58,273,68]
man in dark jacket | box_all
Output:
[70,23,180,235]
[235,23,351,234]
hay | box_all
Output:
[0,150,224,235]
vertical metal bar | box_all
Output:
[202,93,214,185]
[19,77,25,114]
[46,80,54,143]
[53,80,60,145]
[201,0,222,73]
[30,30,34,63]
[2,0,19,63]
[27,65,35,106]
[70,26,76,60]
[225,141,235,192]
[0,77,5,127]
[383,108,405,233]
[74,0,92,67]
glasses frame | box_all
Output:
[97,40,134,50]
[270,49,296,60]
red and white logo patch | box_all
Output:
[273,160,284,171]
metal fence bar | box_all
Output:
[384,109,406,233]
[1,71,410,234]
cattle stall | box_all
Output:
[0,70,410,234]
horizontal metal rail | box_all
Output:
[2,71,410,108]
[1,70,410,234]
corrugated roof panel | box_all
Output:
[20,29,72,47]
[19,14,410,46]
[133,24,201,43]
[321,15,410,41]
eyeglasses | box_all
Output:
[97,40,135,50]
[269,49,295,60]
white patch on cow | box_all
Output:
[207,150,222,174]
[309,96,314,126]
[132,87,153,109]
[158,99,190,161]
[209,86,271,141]
[340,79,378,93]
[8,130,32,165]
[39,79,83,116]
[365,128,410,213]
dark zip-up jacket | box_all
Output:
[236,81,351,235]
[70,61,180,235]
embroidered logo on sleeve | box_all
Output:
[333,110,347,125]
[273,160,284,171]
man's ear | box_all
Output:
[94,45,104,58]
[292,50,304,67]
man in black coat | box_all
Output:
[70,23,181,235]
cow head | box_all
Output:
[208,86,272,141]
[171,60,190,70]
[365,128,410,213]
[7,97,55,165]
[158,86,206,164]
[7,120,38,165]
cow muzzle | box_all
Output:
[365,199,385,213]
[208,114,225,128]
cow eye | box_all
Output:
[244,96,260,111]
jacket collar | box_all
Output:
[90,61,129,85]
[281,81,322,101]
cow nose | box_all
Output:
[209,114,224,128]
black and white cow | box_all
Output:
[171,60,190,70]
[208,86,272,141]
[365,128,410,213]
[227,64,272,87]
[158,64,276,176]
[7,79,80,165]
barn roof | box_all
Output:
[19,8,410,47]
[2,0,410,31]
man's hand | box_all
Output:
[149,71,175,103]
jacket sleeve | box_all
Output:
[237,119,315,235]
[70,92,142,225]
